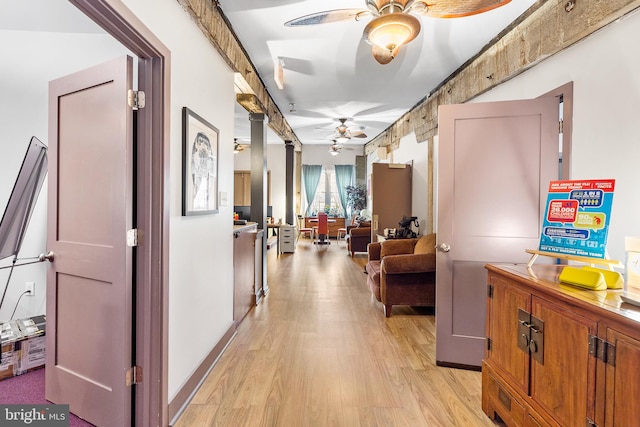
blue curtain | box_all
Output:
[302,165,322,216]
[334,164,354,216]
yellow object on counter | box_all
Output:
[559,266,607,291]
[582,266,624,289]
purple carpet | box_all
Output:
[0,368,94,426]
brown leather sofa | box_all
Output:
[346,220,371,257]
[365,234,436,317]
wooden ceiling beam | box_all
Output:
[236,94,265,114]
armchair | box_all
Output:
[365,234,436,317]
[346,220,371,257]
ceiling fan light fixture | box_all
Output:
[372,44,398,64]
[364,13,420,54]
[329,144,341,155]
[335,135,350,144]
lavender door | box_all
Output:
[436,97,559,368]
[46,56,134,425]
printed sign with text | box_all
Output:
[539,179,615,259]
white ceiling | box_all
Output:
[0,0,103,34]
[219,0,537,147]
[2,0,537,149]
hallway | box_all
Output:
[174,238,494,426]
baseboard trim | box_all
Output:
[436,360,482,372]
[168,324,237,424]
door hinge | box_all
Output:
[559,119,564,134]
[127,229,141,247]
[127,90,146,109]
[589,335,616,366]
[487,284,494,298]
[126,366,142,386]
[487,337,492,351]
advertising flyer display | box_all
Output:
[539,179,615,259]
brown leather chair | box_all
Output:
[346,221,371,256]
[365,234,436,317]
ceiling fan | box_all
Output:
[331,118,368,143]
[285,0,512,64]
[328,140,358,156]
[233,138,250,154]
[329,143,343,156]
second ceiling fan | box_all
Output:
[285,0,512,64]
[331,118,367,143]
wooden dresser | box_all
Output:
[483,263,640,427]
[233,223,262,323]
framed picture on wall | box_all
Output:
[182,107,219,216]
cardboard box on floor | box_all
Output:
[0,320,23,381]
[0,315,45,381]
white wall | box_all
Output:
[472,9,640,263]
[122,0,236,400]
[233,144,289,223]
[0,24,131,320]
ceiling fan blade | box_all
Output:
[425,0,512,18]
[350,131,368,138]
[284,9,368,26]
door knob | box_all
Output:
[437,243,451,252]
[39,251,54,262]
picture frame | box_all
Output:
[182,107,219,216]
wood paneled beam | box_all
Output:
[236,94,265,114]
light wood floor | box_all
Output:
[174,237,497,427]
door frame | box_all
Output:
[70,1,170,426]
[541,81,573,180]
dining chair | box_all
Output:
[315,212,330,245]
[336,214,353,244]
[297,214,314,240]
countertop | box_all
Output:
[233,222,258,232]
[485,263,640,325]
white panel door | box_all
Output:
[46,56,134,426]
[436,97,559,368]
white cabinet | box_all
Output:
[279,225,296,253]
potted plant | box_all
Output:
[345,184,367,217]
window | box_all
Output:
[309,168,342,216]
